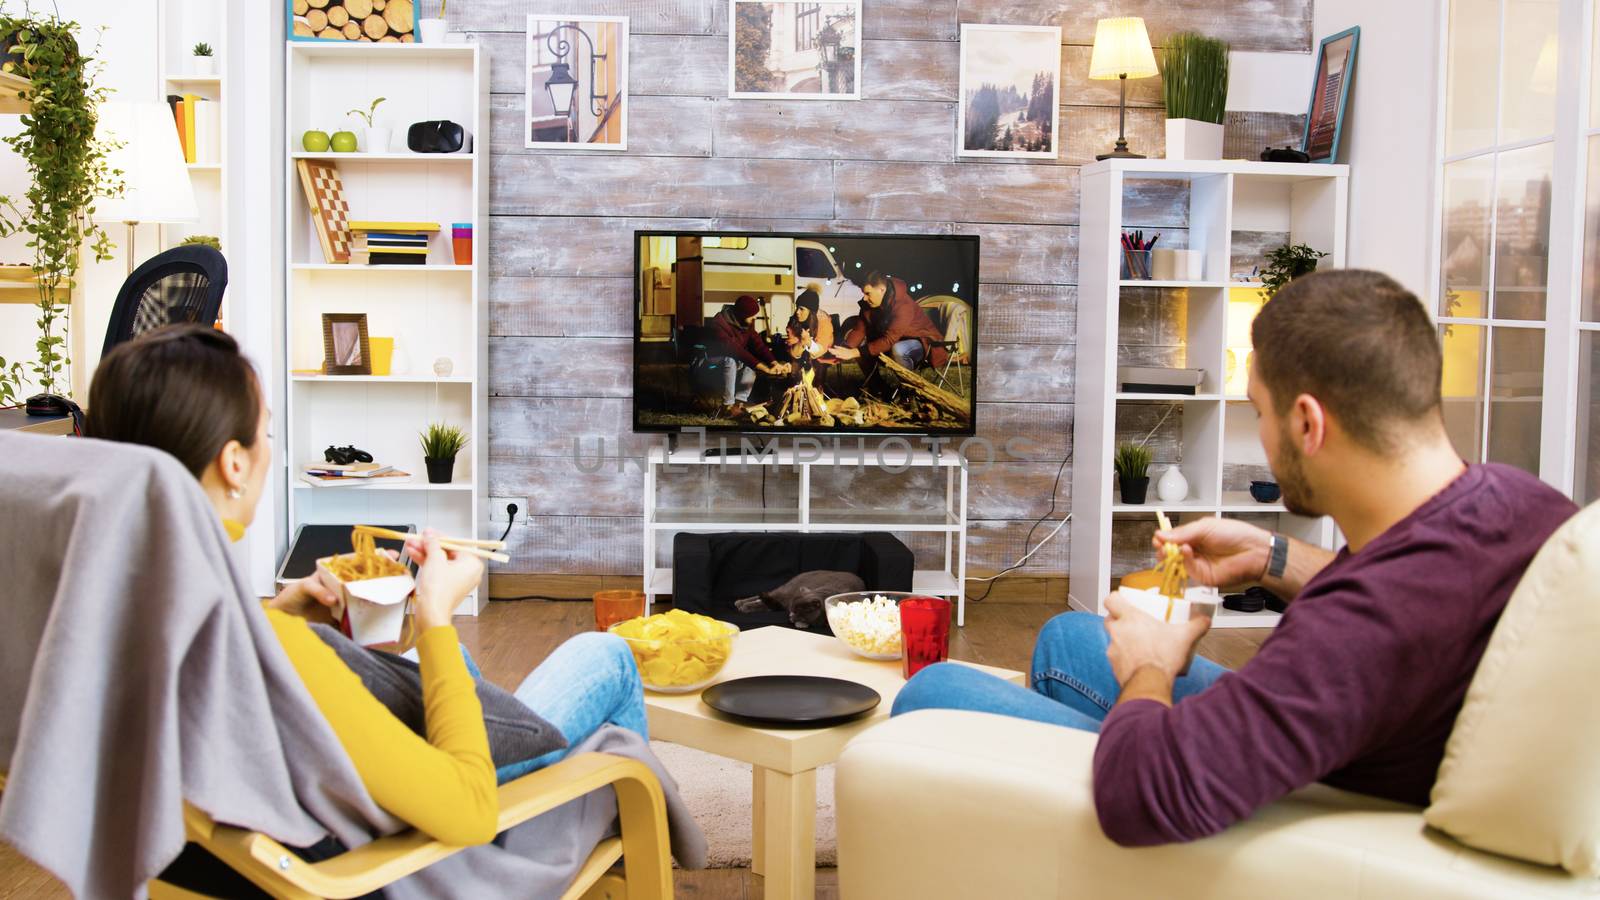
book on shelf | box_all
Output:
[347,221,441,233]
[365,252,430,266]
[166,94,220,164]
[298,468,413,487]
[302,462,395,478]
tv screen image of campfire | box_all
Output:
[634,233,978,434]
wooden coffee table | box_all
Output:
[642,625,1024,900]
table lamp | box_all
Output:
[1089,17,1159,160]
[93,101,198,275]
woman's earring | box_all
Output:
[227,487,243,500]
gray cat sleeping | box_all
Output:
[733,570,865,629]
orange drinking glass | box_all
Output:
[594,589,646,632]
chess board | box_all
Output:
[296,159,351,264]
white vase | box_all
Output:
[1164,118,1225,161]
[433,357,454,377]
[192,56,216,77]
[1157,465,1189,503]
[418,18,447,43]
[365,127,392,154]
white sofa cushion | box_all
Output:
[1425,500,1600,877]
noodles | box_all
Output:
[1154,511,1188,603]
[324,528,409,581]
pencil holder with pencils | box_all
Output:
[1121,231,1157,280]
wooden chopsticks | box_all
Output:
[353,524,510,563]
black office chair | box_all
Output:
[101,245,228,357]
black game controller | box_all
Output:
[1260,146,1311,163]
[324,445,374,465]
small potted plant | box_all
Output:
[1161,31,1229,160]
[419,0,448,44]
[348,96,388,154]
[192,41,215,77]
[178,234,221,251]
[1114,441,1153,505]
[420,422,467,484]
[1260,242,1329,298]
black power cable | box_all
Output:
[490,501,590,601]
[968,447,1072,603]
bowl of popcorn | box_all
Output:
[824,591,923,660]
[610,610,740,693]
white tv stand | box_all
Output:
[643,441,971,625]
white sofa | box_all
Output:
[837,501,1600,899]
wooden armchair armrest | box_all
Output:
[186,752,672,900]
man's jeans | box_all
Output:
[713,355,756,405]
[890,338,925,370]
[891,612,1230,731]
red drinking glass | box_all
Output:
[594,589,646,632]
[900,596,952,679]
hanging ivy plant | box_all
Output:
[0,12,120,400]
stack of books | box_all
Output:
[299,461,412,487]
[347,221,439,266]
[167,94,221,165]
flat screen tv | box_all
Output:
[633,231,979,436]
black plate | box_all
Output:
[702,675,881,727]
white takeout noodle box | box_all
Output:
[315,555,415,647]
[1118,585,1221,676]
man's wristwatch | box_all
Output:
[1264,533,1290,580]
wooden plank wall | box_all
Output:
[449,0,1310,595]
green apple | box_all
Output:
[331,130,358,153]
[301,130,330,152]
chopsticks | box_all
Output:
[353,524,510,563]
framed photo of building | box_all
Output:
[1303,26,1359,164]
[728,0,862,100]
[526,14,629,150]
[958,24,1061,159]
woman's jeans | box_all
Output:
[494,632,649,781]
[891,612,1229,732]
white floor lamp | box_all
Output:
[93,102,198,275]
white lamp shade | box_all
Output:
[92,101,198,224]
[1089,17,1159,80]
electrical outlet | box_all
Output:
[489,497,527,524]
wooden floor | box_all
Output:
[0,600,1267,899]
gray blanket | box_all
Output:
[0,433,704,899]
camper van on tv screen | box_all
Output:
[633,232,979,436]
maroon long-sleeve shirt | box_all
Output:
[1092,464,1577,846]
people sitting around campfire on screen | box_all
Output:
[708,294,791,416]
[785,289,834,361]
[832,272,949,375]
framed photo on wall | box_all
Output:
[322,313,372,375]
[526,14,629,150]
[728,0,862,100]
[1303,26,1360,164]
[958,24,1061,159]
[288,0,418,42]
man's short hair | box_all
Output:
[1251,269,1443,452]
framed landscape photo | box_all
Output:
[322,313,372,376]
[958,24,1061,159]
[729,0,862,100]
[1303,26,1359,164]
[526,14,629,150]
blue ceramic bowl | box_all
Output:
[1249,480,1282,503]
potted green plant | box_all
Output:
[1260,242,1330,298]
[348,96,388,154]
[1161,31,1229,161]
[1114,441,1154,505]
[179,234,221,251]
[191,41,215,77]
[0,13,119,402]
[420,422,467,484]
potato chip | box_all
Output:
[610,610,735,690]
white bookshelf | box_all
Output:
[158,0,228,323]
[284,41,491,614]
[1071,159,1349,629]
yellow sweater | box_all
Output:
[264,609,499,845]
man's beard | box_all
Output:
[1273,420,1323,518]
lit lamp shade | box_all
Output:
[1089,17,1158,80]
[92,101,198,225]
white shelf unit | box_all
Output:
[284,41,490,614]
[158,0,228,323]
[1071,159,1349,629]
[643,447,971,625]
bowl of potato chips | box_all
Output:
[609,610,740,693]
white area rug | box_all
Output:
[652,740,837,868]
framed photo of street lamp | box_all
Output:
[957,24,1061,159]
[526,14,629,150]
[728,0,862,100]
[1301,26,1359,164]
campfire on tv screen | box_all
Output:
[634,232,979,435]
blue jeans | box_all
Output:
[889,339,925,370]
[891,612,1229,732]
[495,632,649,781]
[714,355,757,404]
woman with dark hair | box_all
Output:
[785,288,834,359]
[86,324,649,846]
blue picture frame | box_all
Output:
[288,1,419,43]
[1302,26,1359,164]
